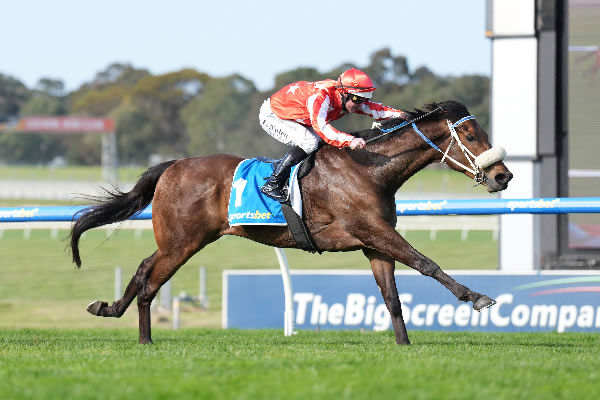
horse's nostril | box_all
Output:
[495,172,513,185]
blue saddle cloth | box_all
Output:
[228,159,300,226]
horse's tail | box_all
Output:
[69,160,176,268]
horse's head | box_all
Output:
[417,101,513,193]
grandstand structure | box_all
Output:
[487,0,600,270]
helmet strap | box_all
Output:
[336,77,350,111]
[340,91,351,112]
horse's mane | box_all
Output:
[355,100,471,141]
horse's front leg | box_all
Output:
[363,249,410,345]
[356,220,495,310]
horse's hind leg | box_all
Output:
[87,252,157,318]
[135,244,214,344]
[363,249,410,345]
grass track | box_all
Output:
[1,328,599,400]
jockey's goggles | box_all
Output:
[350,94,368,104]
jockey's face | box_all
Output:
[344,93,368,113]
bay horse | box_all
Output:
[69,100,513,345]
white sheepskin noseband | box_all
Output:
[474,146,506,169]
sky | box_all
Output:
[0,0,490,92]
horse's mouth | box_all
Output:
[486,183,508,193]
[484,171,512,192]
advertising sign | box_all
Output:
[223,270,600,333]
[15,117,115,133]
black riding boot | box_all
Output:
[261,146,308,202]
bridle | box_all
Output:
[412,115,506,185]
[370,110,506,186]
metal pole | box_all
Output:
[274,248,295,336]
[199,266,207,308]
[160,280,172,310]
[114,267,122,301]
[101,131,118,185]
[172,297,180,330]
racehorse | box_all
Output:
[69,100,513,345]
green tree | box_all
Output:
[81,63,151,89]
[365,47,410,88]
[182,74,257,156]
[71,85,128,116]
[132,69,211,157]
[113,101,158,165]
[35,78,65,97]
[0,77,67,164]
[0,74,30,119]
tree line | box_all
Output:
[0,48,489,166]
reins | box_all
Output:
[368,109,506,186]
[365,107,443,144]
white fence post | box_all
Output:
[274,248,295,336]
[114,266,122,301]
[160,280,172,310]
[172,297,180,330]
[199,266,208,308]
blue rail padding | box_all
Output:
[395,197,600,216]
[1,198,599,222]
[0,205,152,222]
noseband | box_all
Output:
[411,116,506,185]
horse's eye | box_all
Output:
[466,134,475,142]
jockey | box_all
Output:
[259,67,408,201]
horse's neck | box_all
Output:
[365,122,447,192]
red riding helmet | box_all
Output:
[336,68,376,98]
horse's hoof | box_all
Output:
[473,295,496,311]
[87,301,108,316]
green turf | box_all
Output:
[0,229,497,329]
[0,199,88,207]
[0,165,146,182]
[0,328,598,400]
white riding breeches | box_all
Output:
[259,99,322,154]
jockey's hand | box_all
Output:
[349,137,366,150]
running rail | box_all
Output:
[0,205,152,222]
[1,198,599,222]
[394,197,600,216]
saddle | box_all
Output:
[231,154,321,254]
[258,150,320,253]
